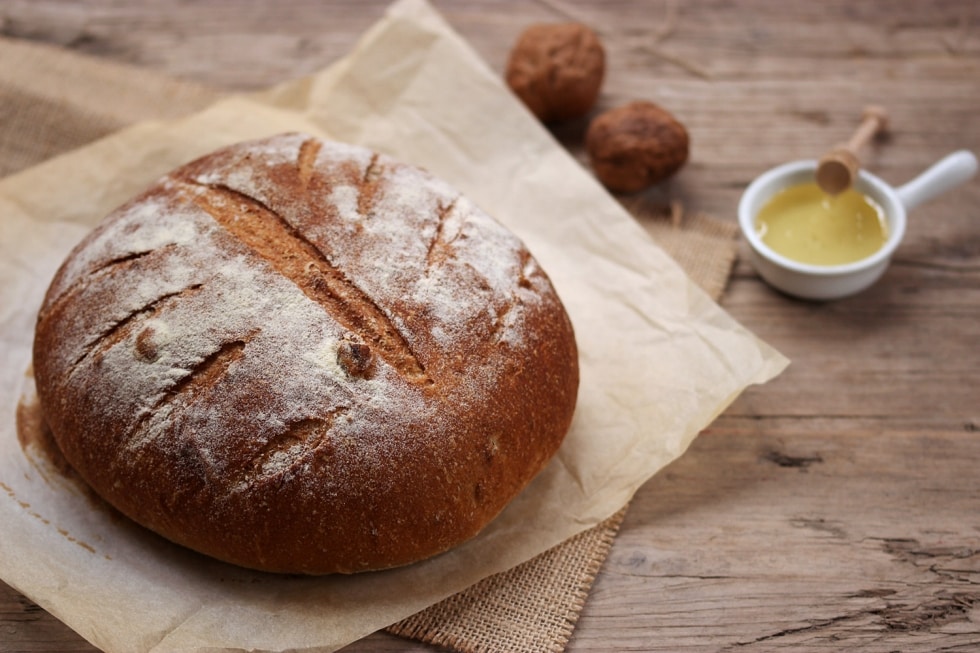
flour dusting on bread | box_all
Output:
[32,134,578,574]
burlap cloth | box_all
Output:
[0,34,737,653]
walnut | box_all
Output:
[134,326,160,362]
[585,101,690,193]
[336,336,374,378]
[505,22,605,124]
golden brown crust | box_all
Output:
[32,134,579,574]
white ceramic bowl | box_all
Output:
[738,150,978,300]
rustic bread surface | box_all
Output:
[32,133,579,574]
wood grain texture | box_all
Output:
[2,0,979,651]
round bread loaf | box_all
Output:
[32,133,578,574]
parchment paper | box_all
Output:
[0,1,788,651]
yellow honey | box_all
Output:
[755,182,888,266]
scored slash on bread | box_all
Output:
[179,177,430,382]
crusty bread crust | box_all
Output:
[32,134,578,574]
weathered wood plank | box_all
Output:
[2,0,979,651]
[569,424,980,652]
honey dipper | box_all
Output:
[815,106,889,195]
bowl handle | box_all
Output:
[895,150,978,212]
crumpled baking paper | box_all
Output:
[0,0,788,651]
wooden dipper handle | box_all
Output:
[816,106,889,195]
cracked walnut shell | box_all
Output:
[505,22,605,124]
[586,101,690,193]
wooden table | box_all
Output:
[2,1,979,651]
